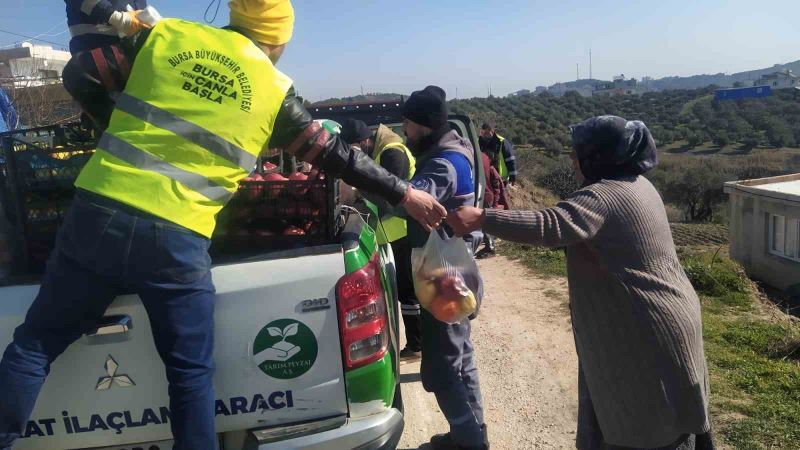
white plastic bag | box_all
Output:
[411,231,483,324]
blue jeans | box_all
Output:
[0,191,217,450]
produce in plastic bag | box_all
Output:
[412,231,482,324]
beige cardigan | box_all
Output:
[484,176,710,448]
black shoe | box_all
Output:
[475,248,496,259]
[430,431,489,450]
[399,346,421,362]
[430,433,458,450]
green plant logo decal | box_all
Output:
[253,319,318,379]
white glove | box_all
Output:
[108,10,150,37]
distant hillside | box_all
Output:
[312,93,404,106]
[450,87,800,152]
[646,60,800,91]
[531,60,800,94]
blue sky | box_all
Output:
[1,0,797,100]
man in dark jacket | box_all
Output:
[369,86,489,450]
[65,0,149,54]
[479,122,518,186]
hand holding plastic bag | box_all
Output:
[412,231,483,324]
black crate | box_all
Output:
[210,174,341,258]
[1,123,96,275]
[1,123,342,274]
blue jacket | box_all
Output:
[64,0,147,54]
[407,130,482,250]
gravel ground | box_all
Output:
[397,256,579,450]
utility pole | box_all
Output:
[577,63,580,81]
[455,86,459,99]
[360,83,364,96]
[589,49,593,80]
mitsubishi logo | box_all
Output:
[96,355,135,390]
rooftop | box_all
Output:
[724,173,800,202]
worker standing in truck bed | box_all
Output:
[64,0,149,54]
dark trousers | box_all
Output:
[390,237,421,351]
[482,234,495,251]
[420,311,484,447]
[0,192,217,450]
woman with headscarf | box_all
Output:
[446,116,715,450]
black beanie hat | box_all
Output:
[403,85,448,130]
[341,118,372,145]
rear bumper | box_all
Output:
[258,408,403,450]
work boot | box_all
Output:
[430,433,458,450]
[475,247,496,259]
[481,424,490,449]
[399,346,421,363]
[430,432,489,450]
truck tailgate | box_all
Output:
[0,249,348,450]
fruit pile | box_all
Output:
[413,267,478,324]
[212,161,332,246]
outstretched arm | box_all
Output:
[447,188,608,247]
[269,91,446,230]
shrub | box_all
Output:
[687,131,704,148]
[537,162,580,199]
[652,160,734,221]
[683,255,749,299]
[541,135,564,157]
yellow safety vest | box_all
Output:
[75,19,292,237]
[374,141,415,244]
[496,134,509,181]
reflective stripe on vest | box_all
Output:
[75,19,293,237]
[374,142,415,244]
[115,93,258,172]
[496,134,509,181]
[97,133,234,203]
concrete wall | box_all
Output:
[728,190,800,292]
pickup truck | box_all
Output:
[0,101,484,450]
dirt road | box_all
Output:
[397,256,579,450]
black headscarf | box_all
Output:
[569,115,658,184]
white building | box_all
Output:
[546,82,594,98]
[508,89,532,97]
[0,42,71,88]
[758,70,799,90]
[725,174,800,295]
[593,75,640,97]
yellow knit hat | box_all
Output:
[229,0,294,45]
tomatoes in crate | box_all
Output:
[263,173,288,199]
[283,225,305,236]
[276,199,298,216]
[288,172,309,198]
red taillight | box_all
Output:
[336,253,389,370]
